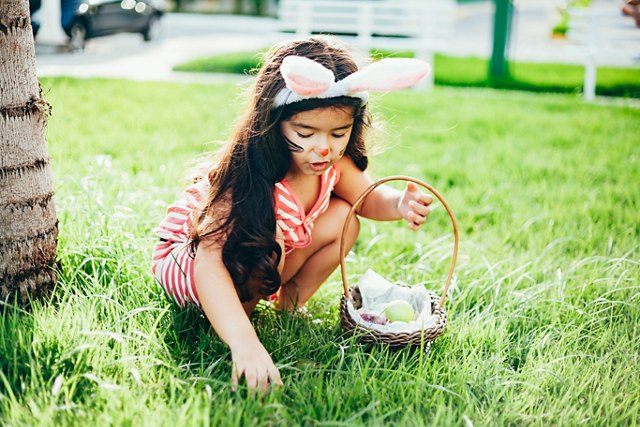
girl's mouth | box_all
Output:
[309,161,329,172]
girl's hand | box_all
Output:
[230,340,283,393]
[397,182,434,231]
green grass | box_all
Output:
[1,77,639,426]
[174,49,640,98]
[173,50,266,75]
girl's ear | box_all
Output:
[280,56,336,97]
[341,58,430,93]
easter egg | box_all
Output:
[360,311,388,325]
[384,300,415,322]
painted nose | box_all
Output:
[318,148,329,157]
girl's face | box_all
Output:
[280,106,355,178]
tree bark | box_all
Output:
[0,0,58,305]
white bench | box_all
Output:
[568,5,640,100]
[277,0,456,89]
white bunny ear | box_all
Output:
[342,58,430,93]
[280,56,336,97]
[272,56,429,109]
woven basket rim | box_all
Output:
[339,291,447,345]
[337,176,458,347]
[339,176,459,310]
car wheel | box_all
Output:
[142,15,161,42]
[68,21,87,52]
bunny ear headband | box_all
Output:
[273,56,431,109]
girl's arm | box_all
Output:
[334,156,433,230]
[194,242,283,392]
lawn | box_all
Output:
[173,50,640,99]
[1,77,639,426]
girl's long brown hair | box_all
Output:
[190,37,371,301]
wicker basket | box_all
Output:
[339,176,459,347]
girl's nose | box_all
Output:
[318,148,329,157]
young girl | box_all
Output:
[152,36,435,392]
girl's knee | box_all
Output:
[331,198,360,242]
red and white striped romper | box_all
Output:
[151,164,341,306]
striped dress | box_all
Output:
[151,165,341,306]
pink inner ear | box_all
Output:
[287,74,330,97]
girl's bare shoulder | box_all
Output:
[334,156,373,204]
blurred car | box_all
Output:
[61,0,166,51]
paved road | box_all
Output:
[36,14,281,82]
[35,0,638,83]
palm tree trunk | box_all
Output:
[0,0,58,305]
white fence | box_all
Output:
[277,0,456,89]
[568,6,640,100]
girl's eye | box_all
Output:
[296,132,312,139]
[332,133,347,138]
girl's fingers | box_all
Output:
[257,367,283,393]
[257,371,270,393]
[270,367,284,388]
[409,200,430,216]
[231,363,240,392]
[408,211,426,226]
[413,192,433,206]
[232,361,282,393]
[244,368,258,391]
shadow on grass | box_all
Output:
[0,299,98,413]
[0,300,35,402]
[162,302,229,371]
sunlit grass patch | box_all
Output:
[0,77,638,425]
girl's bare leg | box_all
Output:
[276,197,360,311]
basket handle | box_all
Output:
[339,176,459,309]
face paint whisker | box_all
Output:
[284,136,305,153]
